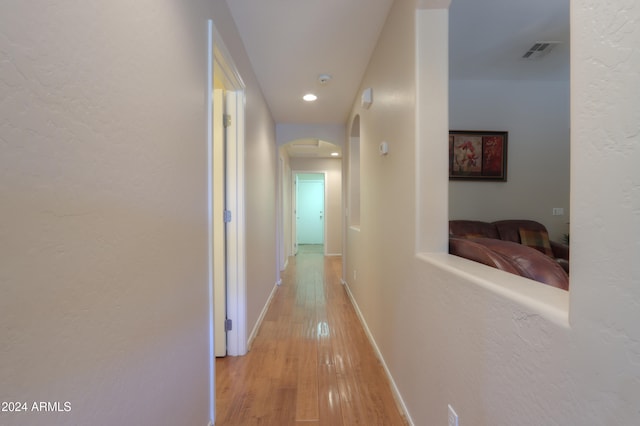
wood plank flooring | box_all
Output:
[215,249,408,425]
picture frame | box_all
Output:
[449,130,508,181]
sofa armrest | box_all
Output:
[550,241,569,260]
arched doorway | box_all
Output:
[277,138,343,268]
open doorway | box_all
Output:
[212,68,227,358]
[209,23,247,359]
[278,137,344,268]
[294,172,326,255]
[207,17,248,425]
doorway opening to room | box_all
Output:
[207,19,248,424]
[294,172,326,255]
[209,23,247,359]
[277,137,343,273]
[413,3,570,291]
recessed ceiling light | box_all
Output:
[303,93,317,102]
[330,152,339,157]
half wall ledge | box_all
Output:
[416,252,570,329]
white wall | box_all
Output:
[290,158,343,256]
[345,1,640,425]
[243,95,278,336]
[449,79,570,240]
[0,1,277,425]
[0,1,214,424]
[276,123,346,149]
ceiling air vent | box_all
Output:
[522,42,560,60]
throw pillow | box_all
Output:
[519,227,554,257]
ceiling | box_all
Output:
[227,0,569,155]
[282,139,343,159]
[449,0,569,81]
[227,0,394,125]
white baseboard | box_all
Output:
[342,281,415,426]
[247,281,279,350]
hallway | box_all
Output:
[215,251,408,425]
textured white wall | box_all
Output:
[346,1,640,425]
[0,0,278,425]
[0,1,214,425]
[449,80,571,240]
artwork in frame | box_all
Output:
[449,130,508,181]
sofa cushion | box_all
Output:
[471,238,569,290]
[449,220,500,239]
[518,227,554,257]
[449,237,521,275]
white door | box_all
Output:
[212,83,227,357]
[296,175,325,245]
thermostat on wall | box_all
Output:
[361,87,373,109]
[379,141,389,155]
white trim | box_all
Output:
[342,279,415,426]
[292,173,298,255]
[213,87,227,357]
[206,19,215,426]
[224,89,247,356]
[211,25,245,89]
[247,282,279,349]
[276,156,285,277]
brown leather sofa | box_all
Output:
[449,220,570,290]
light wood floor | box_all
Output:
[215,251,408,425]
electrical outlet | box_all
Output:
[448,404,459,426]
[552,207,564,216]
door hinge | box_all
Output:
[224,210,232,223]
[223,114,232,128]
[225,319,232,331]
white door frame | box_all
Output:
[276,155,286,275]
[292,171,328,255]
[224,89,247,358]
[207,19,247,424]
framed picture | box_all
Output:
[449,130,508,181]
